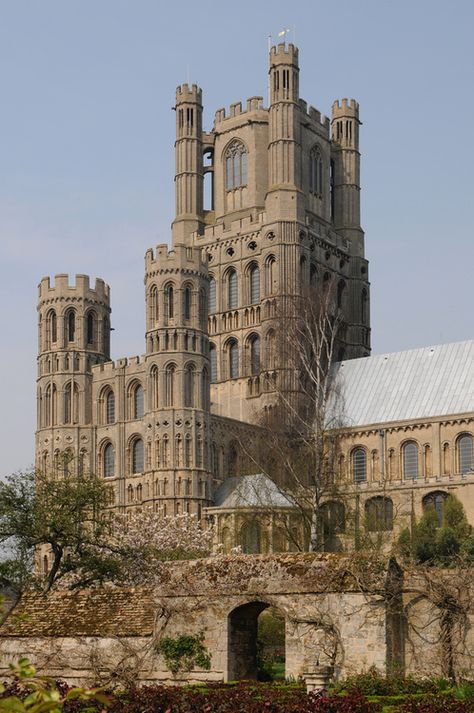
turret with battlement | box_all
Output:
[172,84,204,243]
[36,273,112,478]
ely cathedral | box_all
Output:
[35,44,474,553]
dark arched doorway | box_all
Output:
[227,602,285,680]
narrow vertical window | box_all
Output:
[132,439,144,473]
[184,364,195,407]
[228,270,238,309]
[201,367,209,410]
[149,285,159,324]
[165,284,174,320]
[165,365,175,406]
[249,265,260,304]
[47,310,57,345]
[224,140,247,190]
[86,312,96,345]
[106,390,115,424]
[458,434,473,474]
[210,344,217,382]
[65,310,76,342]
[209,277,216,313]
[352,448,366,483]
[229,340,239,379]
[249,335,260,375]
[150,366,159,409]
[183,286,191,321]
[134,384,144,419]
[403,441,419,479]
[104,443,115,477]
[199,289,207,328]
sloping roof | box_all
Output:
[1,587,155,637]
[330,339,474,428]
[212,473,295,509]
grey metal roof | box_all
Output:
[329,340,474,428]
[212,473,295,509]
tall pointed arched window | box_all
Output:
[199,288,207,328]
[201,367,209,410]
[65,309,76,342]
[249,264,260,304]
[403,441,419,479]
[365,497,393,532]
[423,491,448,527]
[457,434,474,474]
[265,255,276,295]
[227,269,238,309]
[209,277,216,313]
[352,447,367,483]
[225,140,247,189]
[150,365,159,409]
[86,311,96,346]
[209,343,217,383]
[164,284,174,321]
[165,364,175,406]
[184,363,195,407]
[45,383,57,426]
[228,339,239,379]
[47,310,57,346]
[132,438,144,473]
[183,286,191,321]
[149,284,159,324]
[309,146,323,196]
[64,382,79,424]
[104,442,115,477]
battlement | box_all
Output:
[332,98,360,119]
[269,42,299,65]
[214,96,266,126]
[38,274,110,303]
[145,242,208,274]
[299,99,330,131]
[92,354,145,376]
[175,83,202,104]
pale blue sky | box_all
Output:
[1,0,473,474]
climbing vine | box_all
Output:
[156,632,211,675]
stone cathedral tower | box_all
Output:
[35,43,370,518]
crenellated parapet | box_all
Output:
[38,273,110,308]
[269,42,299,66]
[213,97,266,126]
[145,243,208,280]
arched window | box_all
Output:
[318,501,346,552]
[265,329,276,369]
[185,435,192,467]
[175,434,183,467]
[165,364,175,406]
[47,310,57,346]
[209,344,217,382]
[249,264,260,304]
[164,284,174,321]
[132,438,144,474]
[162,435,170,466]
[309,146,323,196]
[249,334,260,375]
[403,441,419,479]
[86,311,96,346]
[227,269,238,309]
[104,443,115,477]
[149,284,159,324]
[423,491,448,527]
[150,365,159,409]
[365,497,393,532]
[265,256,276,295]
[65,310,76,342]
[228,339,239,379]
[133,384,144,419]
[225,140,247,190]
[209,277,216,313]
[45,383,57,426]
[183,286,191,321]
[352,448,367,483]
[458,434,473,474]
[184,363,195,407]
[106,390,115,424]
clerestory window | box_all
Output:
[225,140,247,190]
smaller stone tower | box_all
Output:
[36,274,111,476]
[172,84,204,243]
[144,243,212,516]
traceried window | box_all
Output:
[352,448,367,483]
[132,438,144,474]
[365,496,393,532]
[423,491,448,527]
[209,277,216,313]
[403,441,419,479]
[225,140,247,190]
[249,264,260,304]
[228,339,239,379]
[309,146,323,196]
[104,443,115,477]
[228,269,238,309]
[209,344,217,382]
[457,434,474,474]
